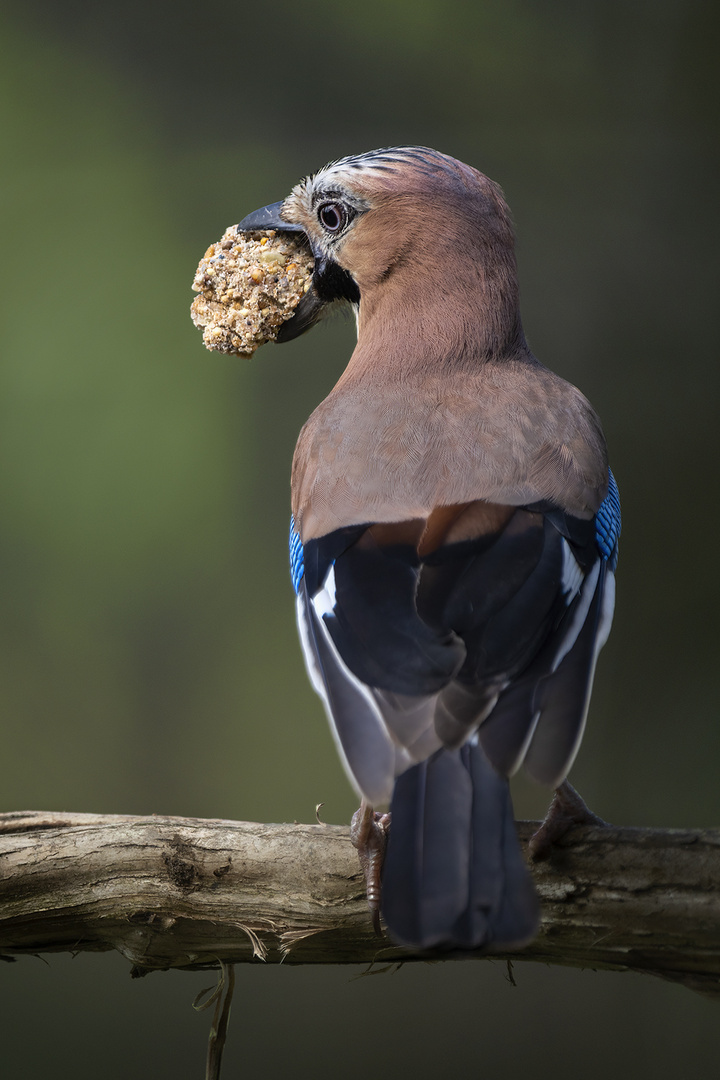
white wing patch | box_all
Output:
[595,569,616,653]
[552,560,601,673]
[295,591,329,700]
[552,569,616,783]
[297,589,399,806]
[526,565,616,787]
[311,564,337,619]
[561,538,584,601]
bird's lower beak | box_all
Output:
[237,201,326,344]
[236,200,304,234]
[237,199,359,344]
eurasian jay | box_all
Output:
[238,147,620,952]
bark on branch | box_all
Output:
[1,810,719,999]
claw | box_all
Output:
[350,800,391,935]
[529,780,608,861]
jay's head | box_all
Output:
[238,147,522,356]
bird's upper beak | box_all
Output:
[237,200,322,344]
[237,198,361,343]
[236,200,305,234]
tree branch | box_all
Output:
[1,811,719,999]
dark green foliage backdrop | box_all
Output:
[1,2,719,1075]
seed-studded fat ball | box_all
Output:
[191,227,314,356]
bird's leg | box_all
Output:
[350,800,391,935]
[529,780,608,861]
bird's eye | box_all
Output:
[318,202,347,233]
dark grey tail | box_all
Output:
[381,743,539,950]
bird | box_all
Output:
[237,146,620,952]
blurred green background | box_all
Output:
[1,1,719,1076]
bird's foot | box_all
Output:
[350,800,391,935]
[529,780,608,861]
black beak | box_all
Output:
[236,200,360,345]
[236,200,318,343]
[237,200,304,234]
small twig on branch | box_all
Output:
[193,960,236,1080]
[0,810,719,999]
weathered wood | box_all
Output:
[1,810,719,998]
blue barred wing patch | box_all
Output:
[595,470,621,569]
[289,516,304,593]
